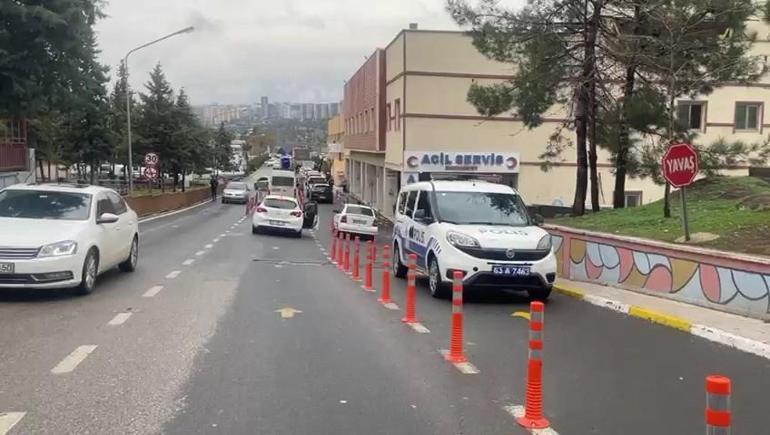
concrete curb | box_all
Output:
[553,284,770,360]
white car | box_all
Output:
[252,195,304,238]
[391,180,556,300]
[0,183,139,294]
[334,204,378,240]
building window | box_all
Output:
[676,101,705,130]
[625,191,643,208]
[370,107,375,132]
[386,103,391,131]
[394,99,401,131]
[735,102,761,131]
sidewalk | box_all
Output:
[554,278,770,360]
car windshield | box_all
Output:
[264,198,297,209]
[0,189,92,220]
[434,191,530,226]
[346,205,374,216]
[271,176,294,187]
[308,177,325,184]
[313,184,329,190]
[226,182,247,190]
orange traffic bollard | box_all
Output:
[706,375,731,435]
[517,301,549,430]
[352,236,361,281]
[445,271,467,363]
[363,240,374,290]
[337,232,344,270]
[401,254,418,324]
[344,233,352,274]
[330,230,338,264]
[378,245,392,304]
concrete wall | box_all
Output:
[125,187,215,217]
[547,225,770,320]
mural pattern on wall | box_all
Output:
[550,234,770,316]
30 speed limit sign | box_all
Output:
[144,153,159,166]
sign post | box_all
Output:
[143,153,160,191]
[661,142,699,242]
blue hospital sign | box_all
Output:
[403,151,520,173]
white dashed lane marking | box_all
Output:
[143,285,163,298]
[166,270,181,279]
[195,251,206,256]
[205,244,213,249]
[108,312,132,326]
[0,412,26,435]
[51,345,97,374]
[182,259,195,266]
[213,238,220,243]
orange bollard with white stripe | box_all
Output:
[330,230,338,264]
[706,375,731,435]
[378,245,392,304]
[517,301,550,430]
[352,236,361,281]
[401,254,418,324]
[363,240,374,290]
[445,271,467,363]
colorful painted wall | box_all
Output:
[546,225,770,320]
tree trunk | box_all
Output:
[614,63,637,208]
[572,0,603,216]
[47,160,51,181]
[589,68,600,212]
[89,161,95,185]
[182,170,186,192]
[38,159,46,182]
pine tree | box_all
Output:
[135,63,177,183]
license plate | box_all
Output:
[269,220,286,226]
[0,262,14,274]
[353,219,367,225]
[492,265,530,277]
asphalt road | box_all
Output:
[1,167,768,434]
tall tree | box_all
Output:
[108,60,134,178]
[448,0,604,215]
[213,122,234,173]
[135,63,176,182]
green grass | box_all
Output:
[550,176,770,256]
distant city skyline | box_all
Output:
[193,99,340,126]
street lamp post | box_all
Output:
[124,26,194,195]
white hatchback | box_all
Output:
[391,180,556,300]
[252,195,304,238]
[334,204,378,240]
[0,183,139,294]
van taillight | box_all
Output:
[256,206,267,213]
[290,210,302,217]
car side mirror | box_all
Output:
[97,213,119,224]
[532,214,544,226]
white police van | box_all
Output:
[391,180,556,300]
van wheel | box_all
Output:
[527,287,552,301]
[428,256,450,299]
[392,243,407,279]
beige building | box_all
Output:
[344,25,770,216]
[327,113,346,184]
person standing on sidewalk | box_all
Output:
[210,177,219,201]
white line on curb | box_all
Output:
[0,412,26,435]
[503,405,559,434]
[138,200,211,224]
[182,259,195,266]
[584,294,630,314]
[691,324,770,360]
[108,312,132,326]
[143,285,163,298]
[166,270,181,279]
[51,345,97,374]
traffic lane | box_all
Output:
[0,210,255,433]
[313,206,770,433]
[164,227,515,435]
[0,203,247,429]
[1,216,258,434]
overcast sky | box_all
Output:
[95,0,520,106]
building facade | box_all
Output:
[327,113,346,184]
[341,27,769,217]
